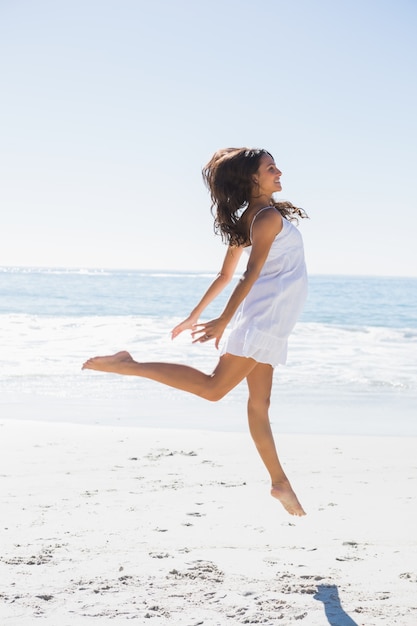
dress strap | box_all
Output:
[249,206,276,243]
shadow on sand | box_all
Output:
[314,585,359,626]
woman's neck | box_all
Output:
[248,194,273,211]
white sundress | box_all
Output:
[221,207,307,367]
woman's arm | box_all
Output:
[193,209,283,348]
[171,245,243,339]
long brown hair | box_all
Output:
[202,147,308,246]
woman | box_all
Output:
[83,147,309,516]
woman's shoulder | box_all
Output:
[245,205,277,227]
[251,206,282,229]
[249,206,283,242]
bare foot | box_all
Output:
[82,351,134,373]
[271,481,306,516]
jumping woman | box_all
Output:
[82,147,309,516]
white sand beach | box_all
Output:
[0,419,416,625]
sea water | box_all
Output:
[1,267,416,435]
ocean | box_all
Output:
[1,267,416,436]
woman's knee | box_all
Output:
[198,355,253,402]
[199,387,227,402]
[248,394,271,413]
[197,376,229,402]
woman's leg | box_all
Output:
[82,351,257,401]
[246,363,306,516]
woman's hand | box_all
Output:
[191,317,228,350]
[171,314,199,340]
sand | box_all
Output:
[0,419,416,625]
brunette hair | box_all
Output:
[202,147,308,246]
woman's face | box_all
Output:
[253,154,282,196]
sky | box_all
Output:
[1,0,416,276]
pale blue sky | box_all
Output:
[1,0,416,275]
